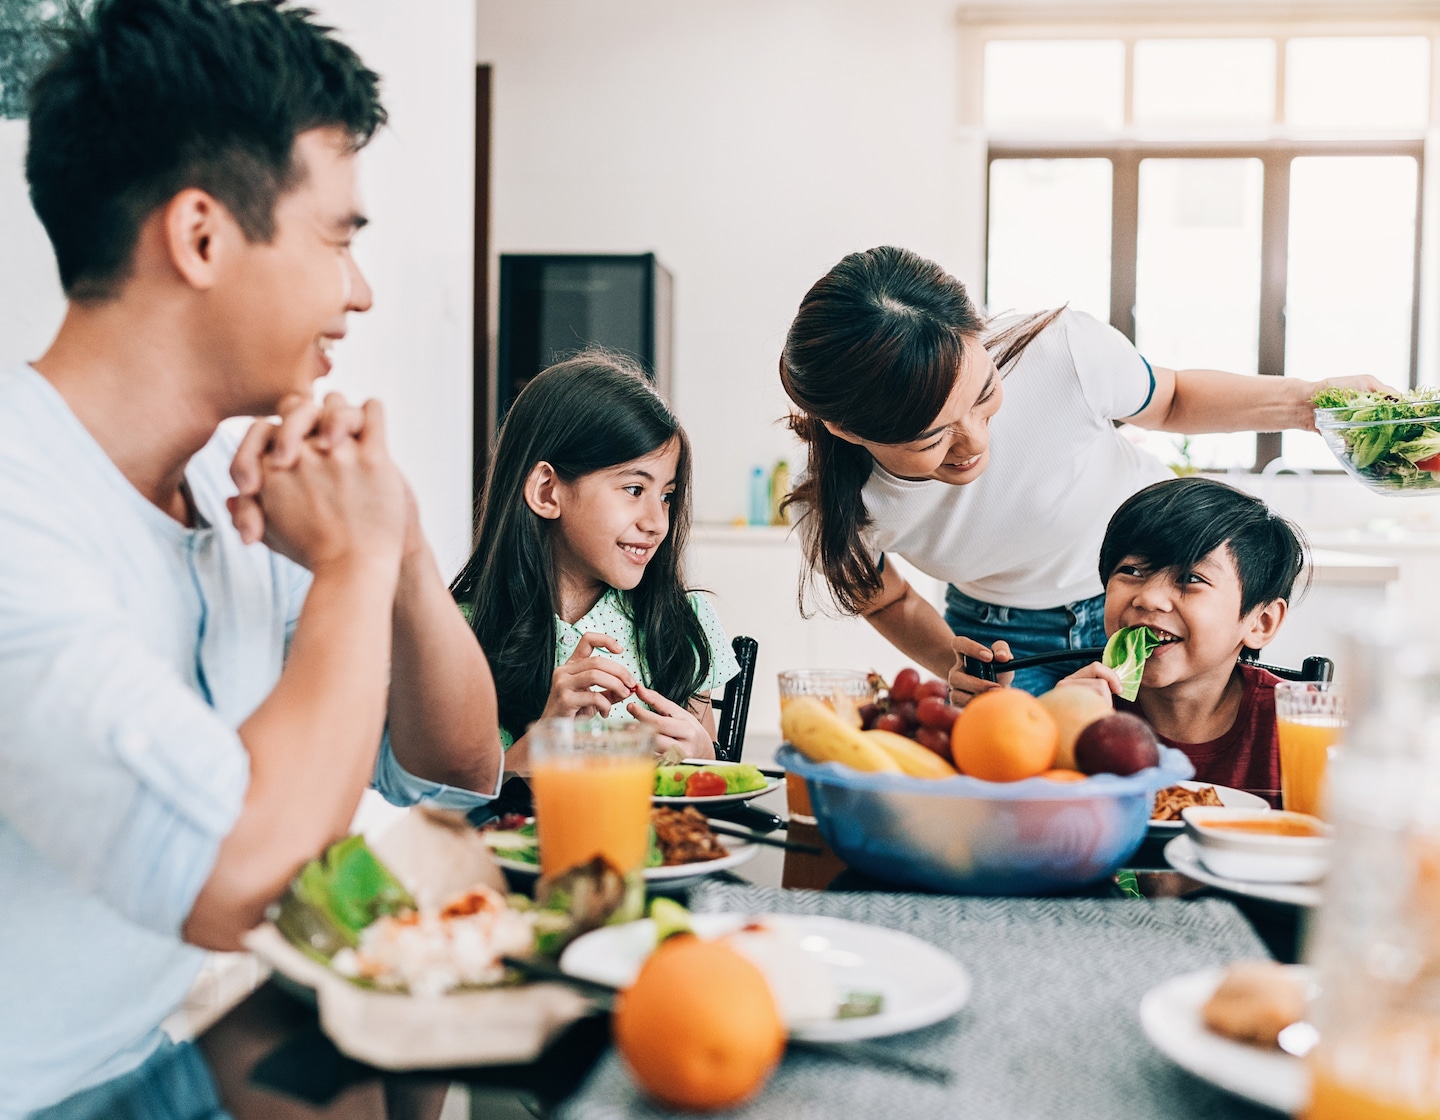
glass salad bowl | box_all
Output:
[1315,389,1440,494]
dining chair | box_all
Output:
[1237,647,1334,683]
[712,636,758,763]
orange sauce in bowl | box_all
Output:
[1200,816,1325,838]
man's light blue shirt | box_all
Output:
[0,363,495,1116]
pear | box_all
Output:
[1036,685,1114,771]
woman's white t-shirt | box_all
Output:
[858,308,1173,610]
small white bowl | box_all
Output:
[1182,807,1332,884]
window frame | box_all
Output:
[987,139,1426,469]
[962,6,1440,471]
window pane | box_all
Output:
[1134,40,1275,126]
[984,40,1125,130]
[1286,37,1430,129]
[1131,158,1265,470]
[1282,155,1418,467]
[987,158,1111,321]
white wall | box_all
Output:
[0,0,479,574]
[476,0,986,525]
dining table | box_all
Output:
[70,775,1305,1120]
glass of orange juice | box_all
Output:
[529,719,656,877]
[777,669,877,821]
[1276,682,1345,817]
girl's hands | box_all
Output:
[948,636,1013,706]
[626,685,716,760]
[1057,662,1123,702]
[542,633,638,719]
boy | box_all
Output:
[1033,477,1302,803]
[1,0,502,1112]
[1078,477,1303,802]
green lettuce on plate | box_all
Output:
[1103,626,1163,702]
[274,834,416,963]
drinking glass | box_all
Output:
[777,669,878,821]
[1304,633,1440,1119]
[529,719,656,877]
[1276,681,1345,817]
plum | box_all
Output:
[1074,713,1160,777]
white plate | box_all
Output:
[494,835,759,888]
[1149,782,1270,832]
[1164,836,1323,908]
[652,759,783,807]
[1140,966,1310,1115]
[559,912,971,1043]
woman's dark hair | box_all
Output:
[25,0,385,300]
[452,352,710,739]
[780,245,1059,614]
[1099,477,1308,615]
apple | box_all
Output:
[1074,713,1160,777]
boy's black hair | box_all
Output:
[1099,477,1307,616]
[25,0,386,300]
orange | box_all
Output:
[951,689,1059,781]
[1039,768,1087,783]
[613,935,785,1111]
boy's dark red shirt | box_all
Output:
[1115,663,1283,807]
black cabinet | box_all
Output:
[496,253,673,422]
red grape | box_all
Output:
[858,703,880,730]
[876,713,908,734]
[890,667,920,702]
[890,700,918,730]
[916,696,959,730]
[915,679,948,701]
[914,727,953,761]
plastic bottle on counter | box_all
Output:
[748,466,768,526]
[768,460,790,526]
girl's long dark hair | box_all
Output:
[780,245,1060,615]
[452,352,710,739]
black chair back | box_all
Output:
[1238,647,1334,683]
[712,636,758,762]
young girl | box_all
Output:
[452,351,739,771]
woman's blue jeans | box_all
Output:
[944,585,1108,696]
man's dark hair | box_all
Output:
[25,0,386,300]
[1099,477,1307,616]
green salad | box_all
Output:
[654,763,768,798]
[1313,387,1440,491]
[484,819,667,870]
[1103,626,1163,702]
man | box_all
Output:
[0,0,503,1112]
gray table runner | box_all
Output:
[556,884,1280,1119]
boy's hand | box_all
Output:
[626,685,715,760]
[948,636,1013,706]
[543,633,637,719]
[1057,662,1123,703]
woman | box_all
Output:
[780,246,1381,697]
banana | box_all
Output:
[863,729,957,779]
[780,696,901,773]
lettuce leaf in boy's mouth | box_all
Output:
[1102,626,1164,702]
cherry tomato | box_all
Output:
[1417,452,1440,472]
[876,713,908,734]
[914,727,954,761]
[890,667,921,702]
[916,696,960,730]
[684,770,728,798]
[915,679,949,701]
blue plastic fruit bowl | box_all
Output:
[777,743,1194,896]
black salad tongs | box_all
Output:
[960,646,1107,683]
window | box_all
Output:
[973,19,1434,472]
